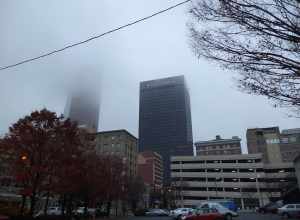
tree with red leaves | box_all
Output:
[0,109,84,216]
[0,109,144,218]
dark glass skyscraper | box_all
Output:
[139,75,193,183]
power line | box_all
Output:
[0,0,191,71]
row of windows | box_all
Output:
[172,159,261,164]
[178,187,281,193]
[171,168,295,173]
[197,144,239,150]
[172,168,257,173]
[197,150,241,156]
[172,177,297,183]
[255,137,298,145]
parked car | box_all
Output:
[258,202,281,214]
[181,208,223,220]
[34,207,64,217]
[277,204,300,219]
[74,207,96,216]
[145,209,169,216]
[198,202,238,220]
[207,200,237,212]
[170,208,194,219]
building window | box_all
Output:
[281,137,289,144]
[266,138,280,144]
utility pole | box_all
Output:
[180,161,184,207]
[215,177,221,198]
[255,172,263,207]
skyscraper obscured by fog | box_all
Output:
[139,75,193,183]
[65,88,100,132]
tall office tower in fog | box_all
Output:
[65,88,100,132]
[139,75,193,183]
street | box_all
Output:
[122,213,299,220]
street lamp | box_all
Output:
[255,173,263,207]
[214,177,222,197]
[180,161,184,207]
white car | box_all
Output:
[198,202,238,220]
[170,208,194,219]
[74,207,96,216]
[34,207,64,217]
[277,204,300,219]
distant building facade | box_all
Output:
[280,129,300,162]
[247,127,300,163]
[195,135,242,156]
[294,155,300,190]
[95,130,138,177]
[65,89,100,132]
[137,151,163,189]
[139,75,193,183]
[247,127,282,163]
[171,154,297,208]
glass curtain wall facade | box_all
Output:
[139,75,193,183]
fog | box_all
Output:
[1,0,299,152]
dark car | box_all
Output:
[145,209,169,216]
[258,203,281,214]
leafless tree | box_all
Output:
[189,0,300,114]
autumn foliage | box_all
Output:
[0,109,136,217]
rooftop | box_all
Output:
[95,129,138,140]
[171,153,263,161]
[195,135,241,145]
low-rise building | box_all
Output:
[247,127,300,163]
[247,127,282,163]
[137,151,163,189]
[95,129,138,177]
[171,154,297,209]
[195,135,242,156]
[294,155,300,190]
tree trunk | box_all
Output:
[67,195,73,217]
[84,196,89,216]
[20,195,26,215]
[115,200,118,216]
[43,192,50,215]
[122,201,127,216]
[61,194,66,217]
[29,193,36,217]
[106,201,111,217]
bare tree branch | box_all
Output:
[189,0,300,114]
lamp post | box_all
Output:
[255,173,263,207]
[180,161,183,207]
[214,177,221,198]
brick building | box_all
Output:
[137,151,163,189]
[95,129,138,177]
[195,135,242,156]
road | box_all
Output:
[122,213,297,220]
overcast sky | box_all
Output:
[1,0,299,153]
